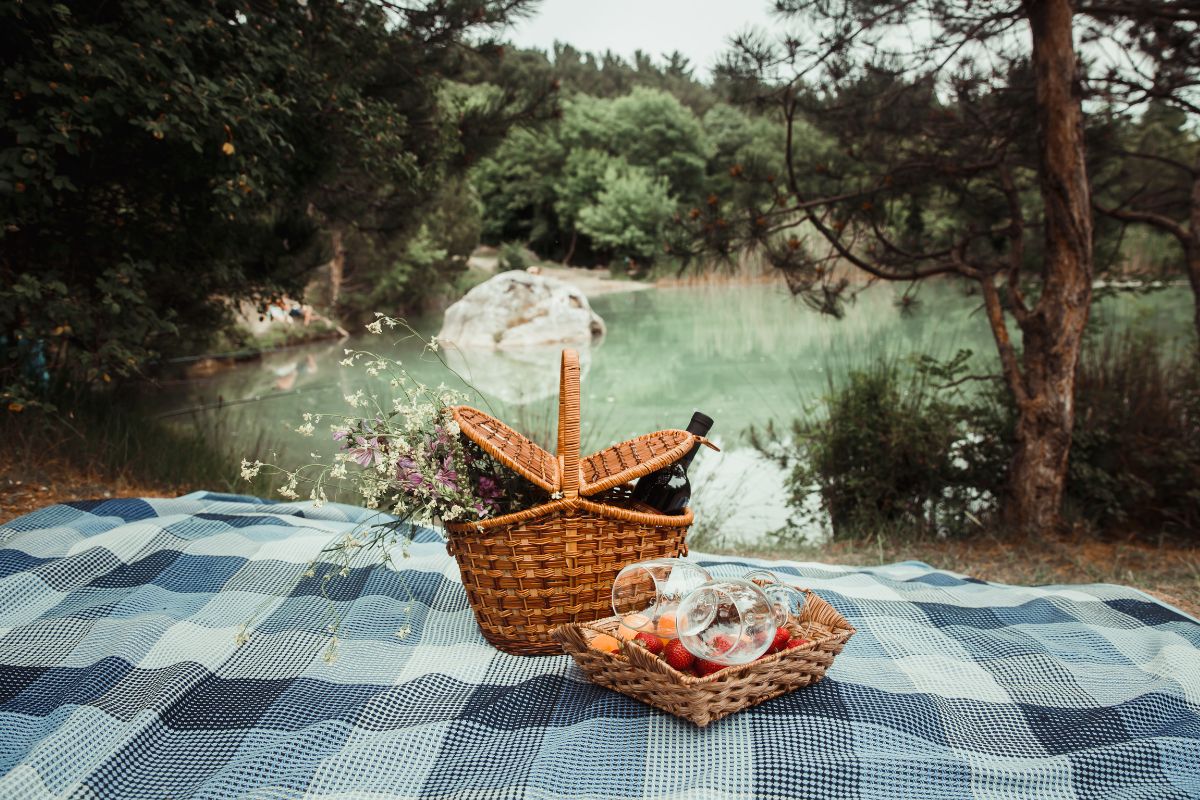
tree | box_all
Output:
[473,87,710,266]
[1080,4,1200,344]
[0,0,546,401]
[693,0,1094,533]
[577,163,674,264]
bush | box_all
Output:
[763,334,1200,544]
[1065,334,1200,538]
[755,358,993,539]
[499,242,530,271]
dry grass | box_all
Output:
[0,453,188,524]
[722,529,1200,620]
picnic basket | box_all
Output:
[551,589,856,726]
[444,349,717,656]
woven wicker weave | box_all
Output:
[551,590,856,726]
[444,350,716,656]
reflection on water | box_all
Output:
[159,281,1193,545]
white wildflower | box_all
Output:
[295,422,315,436]
[428,336,438,352]
[394,626,411,640]
[234,626,251,646]
[550,491,563,500]
[366,320,383,335]
[239,458,263,481]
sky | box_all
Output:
[504,0,779,80]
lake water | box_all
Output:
[160,280,1194,547]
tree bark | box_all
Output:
[1008,0,1095,533]
[1189,158,1200,347]
[562,229,578,267]
[327,227,345,309]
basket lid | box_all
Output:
[451,349,717,500]
[579,430,719,496]
[451,405,560,493]
[451,406,718,497]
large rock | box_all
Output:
[438,270,605,349]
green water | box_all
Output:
[161,280,1193,545]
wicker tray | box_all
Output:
[444,350,718,656]
[551,589,855,726]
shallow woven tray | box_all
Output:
[552,589,856,727]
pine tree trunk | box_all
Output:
[328,227,345,309]
[562,229,578,267]
[1008,0,1094,533]
[1189,160,1200,349]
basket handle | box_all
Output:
[557,349,581,499]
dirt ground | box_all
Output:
[3,454,1196,620]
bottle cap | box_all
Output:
[687,411,714,436]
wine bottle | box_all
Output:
[630,411,714,515]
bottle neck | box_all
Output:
[677,440,702,471]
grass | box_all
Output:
[0,390,280,522]
[719,528,1200,620]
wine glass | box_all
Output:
[611,558,712,639]
[675,578,776,665]
[745,569,807,628]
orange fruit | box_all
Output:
[655,615,678,639]
[615,624,639,641]
[588,633,620,654]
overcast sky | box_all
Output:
[504,0,779,80]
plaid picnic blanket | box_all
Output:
[1,492,1197,800]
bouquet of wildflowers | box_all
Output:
[237,315,544,658]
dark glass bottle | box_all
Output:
[630,411,714,515]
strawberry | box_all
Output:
[710,635,734,655]
[694,658,725,677]
[634,631,664,655]
[785,637,810,649]
[769,627,791,653]
[662,639,694,672]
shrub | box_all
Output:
[755,358,993,540]
[1065,334,1200,538]
[499,242,530,271]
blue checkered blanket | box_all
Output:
[1,492,1198,799]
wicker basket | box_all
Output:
[444,349,717,656]
[551,589,855,726]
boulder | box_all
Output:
[438,270,606,349]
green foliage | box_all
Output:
[1064,334,1200,538]
[473,82,787,267]
[756,356,994,539]
[605,88,710,199]
[0,386,281,496]
[472,126,566,247]
[498,241,529,270]
[577,164,675,262]
[0,0,546,402]
[764,335,1200,543]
